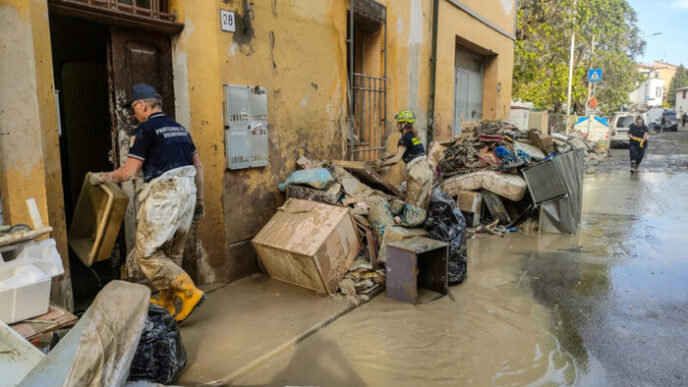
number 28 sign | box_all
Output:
[220,10,236,32]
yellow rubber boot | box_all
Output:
[150,290,177,316]
[171,273,206,322]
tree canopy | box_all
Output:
[668,65,688,107]
[514,0,645,114]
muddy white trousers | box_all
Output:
[134,166,196,291]
[405,156,434,211]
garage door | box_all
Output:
[454,48,483,135]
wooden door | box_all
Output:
[107,27,175,258]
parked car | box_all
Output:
[660,110,678,132]
[647,107,664,131]
[610,112,649,148]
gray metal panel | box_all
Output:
[539,149,585,234]
[224,84,269,170]
[521,159,567,204]
[248,86,269,167]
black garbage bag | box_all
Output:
[128,303,187,384]
[424,188,468,285]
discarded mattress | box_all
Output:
[20,281,150,387]
[440,170,527,201]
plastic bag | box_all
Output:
[128,304,187,384]
[424,188,467,285]
[278,168,334,191]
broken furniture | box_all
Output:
[252,199,362,294]
[457,191,483,227]
[68,178,129,266]
[521,159,567,205]
[481,190,512,226]
[0,199,52,250]
[286,183,343,205]
[332,160,402,197]
[10,304,78,346]
[385,236,448,304]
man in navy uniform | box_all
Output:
[90,83,205,322]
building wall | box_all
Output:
[653,61,677,101]
[0,0,516,290]
[675,89,688,113]
[0,0,72,309]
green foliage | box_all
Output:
[668,65,688,106]
[514,0,645,114]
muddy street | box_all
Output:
[234,129,688,387]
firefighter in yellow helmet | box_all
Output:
[378,110,434,214]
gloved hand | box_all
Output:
[366,159,385,170]
[88,172,103,186]
[193,199,205,221]
[640,140,645,149]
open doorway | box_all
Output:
[50,14,119,310]
[49,11,177,310]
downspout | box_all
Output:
[428,0,440,143]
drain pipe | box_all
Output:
[428,0,440,144]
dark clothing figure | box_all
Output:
[398,131,426,163]
[682,113,687,127]
[628,123,648,168]
[129,112,198,182]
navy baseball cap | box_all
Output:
[123,83,161,108]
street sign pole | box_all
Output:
[586,34,595,117]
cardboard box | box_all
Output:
[457,191,483,227]
[252,199,361,294]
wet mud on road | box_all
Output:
[235,130,688,387]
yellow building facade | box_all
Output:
[0,0,515,306]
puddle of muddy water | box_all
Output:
[234,171,688,387]
[235,233,582,387]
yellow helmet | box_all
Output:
[394,110,416,123]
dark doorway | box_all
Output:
[49,13,176,310]
[49,14,116,310]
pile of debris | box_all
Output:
[255,119,585,302]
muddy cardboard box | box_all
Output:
[252,199,362,294]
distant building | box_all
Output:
[653,61,678,102]
[629,63,664,107]
[674,87,688,113]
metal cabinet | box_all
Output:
[223,84,269,170]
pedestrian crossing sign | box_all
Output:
[588,69,602,82]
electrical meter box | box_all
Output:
[224,84,269,169]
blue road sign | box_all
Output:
[588,68,602,82]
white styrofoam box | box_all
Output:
[0,265,51,324]
[13,239,64,277]
[0,239,64,324]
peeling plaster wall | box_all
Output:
[168,0,514,283]
[0,0,72,309]
[168,0,349,283]
[1,0,515,289]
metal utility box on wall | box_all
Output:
[223,84,269,170]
